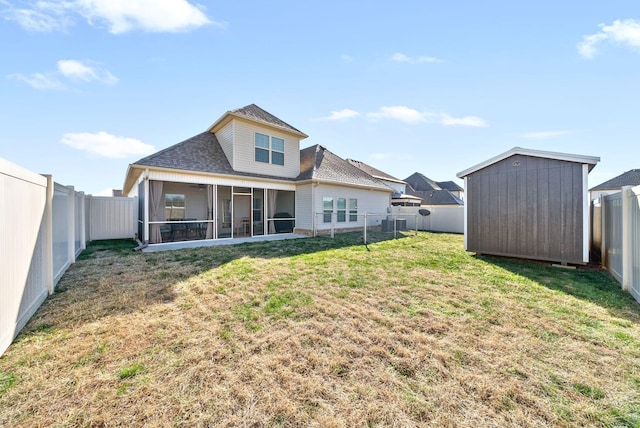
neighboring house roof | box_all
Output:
[346,159,405,185]
[407,189,464,205]
[404,172,442,191]
[436,180,463,192]
[123,131,299,194]
[590,169,640,191]
[298,145,392,191]
[208,104,309,138]
[457,147,600,178]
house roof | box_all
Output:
[407,189,464,205]
[404,172,442,191]
[298,145,393,191]
[457,147,600,178]
[208,104,308,138]
[590,169,640,191]
[436,180,463,192]
[123,131,299,194]
[346,159,405,184]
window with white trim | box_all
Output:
[255,133,285,165]
[349,198,358,221]
[323,197,333,223]
[337,198,346,222]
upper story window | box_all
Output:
[255,133,285,166]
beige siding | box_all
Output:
[231,119,301,178]
[295,184,313,230]
[313,183,390,230]
[216,121,234,166]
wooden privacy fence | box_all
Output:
[596,185,640,303]
[1,157,138,356]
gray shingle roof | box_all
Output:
[298,145,392,191]
[132,131,294,182]
[436,180,463,192]
[404,172,441,191]
[406,188,464,205]
[590,169,640,191]
[231,104,307,136]
[346,159,403,183]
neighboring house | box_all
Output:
[457,147,600,265]
[122,104,392,245]
[403,172,464,206]
[346,159,422,206]
[589,169,640,201]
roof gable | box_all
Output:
[208,104,308,138]
[457,147,600,178]
[298,145,392,191]
[404,172,441,191]
[590,169,640,191]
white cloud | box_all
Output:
[578,19,640,58]
[316,109,360,121]
[57,59,118,84]
[440,114,488,127]
[9,59,118,90]
[367,106,428,124]
[61,131,155,158]
[7,72,65,90]
[366,106,486,127]
[390,52,443,64]
[5,0,217,33]
[520,130,571,139]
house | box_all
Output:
[456,147,600,265]
[346,159,422,206]
[403,172,464,206]
[589,169,640,201]
[122,104,392,245]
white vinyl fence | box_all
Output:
[1,157,138,356]
[389,205,464,234]
[599,185,640,303]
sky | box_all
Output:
[1,1,640,196]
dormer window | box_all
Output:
[255,133,284,166]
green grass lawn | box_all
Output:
[1,232,639,427]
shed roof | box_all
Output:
[298,145,392,191]
[456,147,600,178]
[590,169,640,191]
[208,104,308,138]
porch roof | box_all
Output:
[123,131,298,194]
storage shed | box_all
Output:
[456,147,599,264]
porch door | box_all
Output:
[233,187,252,238]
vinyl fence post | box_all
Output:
[601,195,607,268]
[622,186,632,291]
[79,192,86,250]
[67,186,76,265]
[44,175,54,295]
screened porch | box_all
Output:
[141,180,295,244]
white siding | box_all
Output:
[313,183,390,230]
[216,121,234,166]
[231,119,301,178]
[295,184,313,230]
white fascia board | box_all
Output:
[456,146,600,178]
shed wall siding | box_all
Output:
[231,120,301,179]
[466,155,584,263]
